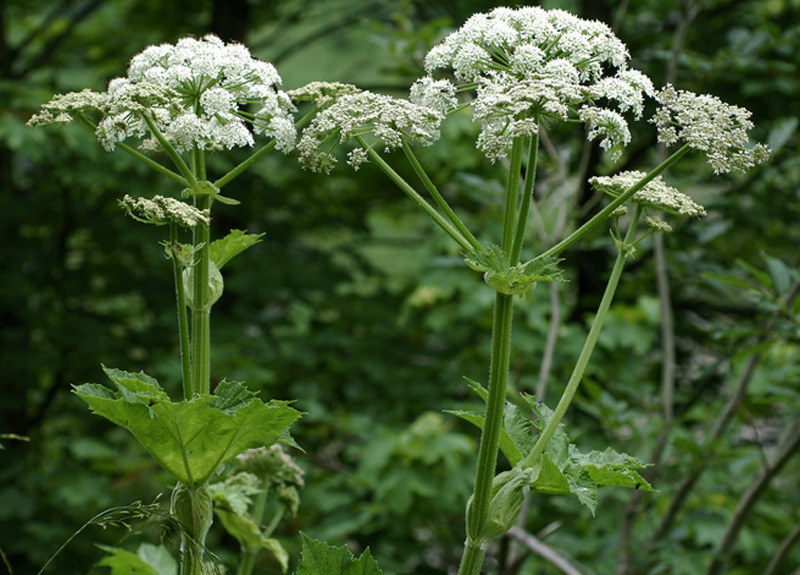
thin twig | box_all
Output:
[763,520,800,575]
[706,420,800,575]
[507,526,588,575]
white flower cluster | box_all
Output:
[119,194,210,228]
[288,81,361,108]
[413,7,655,161]
[31,35,297,154]
[297,90,444,173]
[590,171,706,217]
[651,85,770,174]
[27,89,110,126]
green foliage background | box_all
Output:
[1,0,799,574]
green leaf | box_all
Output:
[73,367,302,487]
[97,546,158,575]
[262,538,290,574]
[766,116,798,153]
[135,544,178,575]
[453,384,653,514]
[210,471,261,516]
[215,507,264,550]
[762,252,794,297]
[97,543,176,575]
[210,230,264,269]
[296,533,382,575]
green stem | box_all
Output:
[118,142,189,186]
[460,291,515,573]
[459,542,488,575]
[174,483,212,575]
[76,115,189,187]
[458,137,530,575]
[191,193,212,397]
[402,141,483,252]
[522,206,643,469]
[357,136,473,251]
[509,134,539,264]
[141,113,197,187]
[214,140,277,190]
[214,106,319,190]
[236,478,271,575]
[170,224,192,400]
[501,139,524,255]
[537,144,691,261]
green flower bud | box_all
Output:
[467,466,536,547]
[183,260,224,311]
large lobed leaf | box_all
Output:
[450,381,653,514]
[73,366,301,487]
[295,533,382,575]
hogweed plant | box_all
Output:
[28,7,769,575]
[29,35,311,575]
[297,6,768,575]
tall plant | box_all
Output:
[295,7,768,575]
[29,35,310,575]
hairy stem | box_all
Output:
[170,224,192,400]
[501,139,524,255]
[191,193,212,397]
[462,292,515,556]
[509,134,539,264]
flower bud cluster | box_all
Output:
[651,85,770,174]
[119,194,210,228]
[589,171,706,217]
[297,90,444,173]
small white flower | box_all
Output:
[409,77,458,114]
[287,82,361,108]
[27,89,109,126]
[651,85,770,174]
[31,34,297,154]
[297,91,444,173]
[200,87,236,117]
[579,106,631,161]
[418,6,651,161]
[645,215,673,233]
[347,147,369,170]
[589,171,706,217]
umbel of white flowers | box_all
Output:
[298,6,768,174]
[29,35,297,154]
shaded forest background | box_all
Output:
[1,0,799,574]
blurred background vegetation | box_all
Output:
[1,0,799,574]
